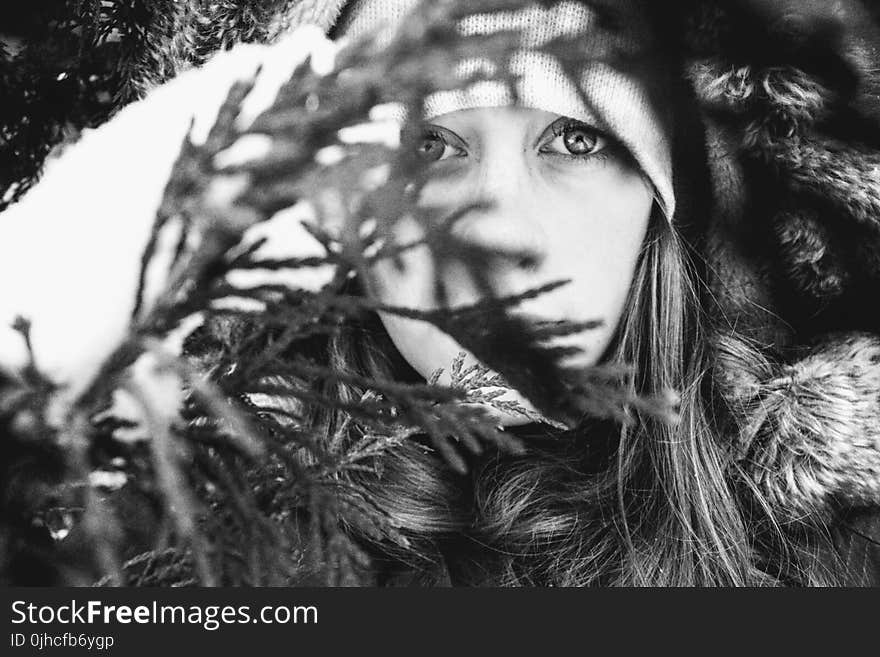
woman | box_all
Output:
[1,0,879,586]
[323,0,748,585]
[312,0,880,586]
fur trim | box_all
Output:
[773,138,880,231]
[773,208,850,302]
[691,3,880,525]
[289,0,350,31]
[714,332,880,522]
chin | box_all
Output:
[386,320,602,428]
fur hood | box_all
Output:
[274,0,880,533]
[684,0,880,525]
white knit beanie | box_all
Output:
[335,0,675,220]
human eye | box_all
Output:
[413,125,467,163]
[538,117,609,160]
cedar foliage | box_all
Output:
[0,0,684,587]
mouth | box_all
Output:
[505,310,603,348]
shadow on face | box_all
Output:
[366,106,655,426]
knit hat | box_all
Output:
[335,0,676,220]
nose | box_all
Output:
[442,149,550,277]
[451,202,547,273]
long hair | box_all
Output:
[304,204,827,586]
[227,0,857,588]
[288,2,844,584]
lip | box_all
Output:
[507,310,600,335]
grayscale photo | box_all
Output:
[1,0,879,593]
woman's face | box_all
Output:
[366,107,654,425]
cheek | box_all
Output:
[560,181,651,303]
[525,170,653,365]
[365,216,462,380]
[366,215,433,310]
